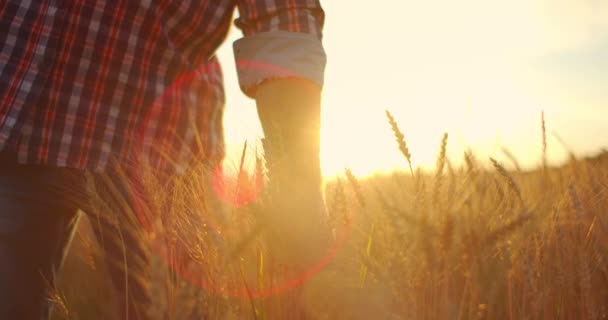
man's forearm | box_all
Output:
[254,77,330,268]
[255,78,323,190]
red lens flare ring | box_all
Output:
[130,60,351,298]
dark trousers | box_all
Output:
[0,151,151,320]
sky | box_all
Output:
[216,0,608,177]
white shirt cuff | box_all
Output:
[233,31,327,98]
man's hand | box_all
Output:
[254,78,331,268]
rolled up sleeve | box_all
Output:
[233,1,326,97]
[233,31,326,97]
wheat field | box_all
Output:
[53,113,608,320]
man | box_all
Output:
[0,1,328,319]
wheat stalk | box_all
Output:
[345,168,366,208]
[386,110,414,176]
[541,111,548,170]
[433,133,448,209]
[490,157,525,209]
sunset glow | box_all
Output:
[218,0,608,177]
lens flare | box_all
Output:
[131,61,349,297]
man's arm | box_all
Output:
[232,1,330,264]
[232,0,325,187]
[255,77,329,266]
[255,78,322,193]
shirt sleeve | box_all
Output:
[233,0,326,98]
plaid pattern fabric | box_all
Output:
[0,0,324,173]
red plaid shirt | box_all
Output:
[0,0,324,172]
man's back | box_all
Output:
[0,0,324,172]
[0,0,234,171]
